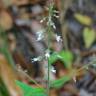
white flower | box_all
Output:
[40,17,47,23]
[36,30,44,41]
[31,56,42,62]
[53,14,59,18]
[45,50,50,59]
[47,16,56,29]
[55,34,62,42]
[73,77,76,83]
[48,21,56,29]
[51,22,56,29]
[51,66,56,73]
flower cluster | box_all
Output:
[55,34,62,42]
[32,3,62,63]
[36,30,45,41]
[31,49,51,63]
[31,56,43,62]
[45,49,51,59]
[40,3,59,30]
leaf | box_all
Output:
[49,50,73,69]
[58,51,73,68]
[83,27,95,48]
[50,75,71,89]
[0,27,15,69]
[50,69,76,89]
[16,80,46,96]
[0,11,13,30]
[74,13,92,26]
[0,55,21,96]
[0,78,10,96]
[48,52,58,65]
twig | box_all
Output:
[17,67,43,88]
[60,0,73,50]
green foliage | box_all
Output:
[16,80,46,96]
[74,13,92,26]
[0,78,10,96]
[0,46,16,69]
[83,27,95,48]
[49,50,73,69]
[0,27,15,69]
[50,75,71,89]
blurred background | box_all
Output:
[1,0,96,96]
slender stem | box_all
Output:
[68,60,96,82]
[47,26,51,96]
[46,2,54,96]
[77,60,96,73]
[71,60,96,78]
[47,61,50,96]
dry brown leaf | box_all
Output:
[0,10,13,30]
[0,54,22,96]
[12,0,28,6]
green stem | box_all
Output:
[47,27,51,96]
[46,3,54,96]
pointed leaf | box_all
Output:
[74,13,92,26]
[50,75,71,89]
[83,27,95,48]
[50,69,76,89]
[16,80,46,96]
[58,51,73,69]
[49,51,73,69]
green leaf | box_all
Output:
[48,52,58,65]
[0,78,10,96]
[49,50,73,69]
[74,13,92,26]
[0,27,15,69]
[16,80,46,96]
[50,75,71,89]
[50,69,76,89]
[83,27,95,48]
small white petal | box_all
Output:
[31,56,42,62]
[40,17,46,23]
[36,30,44,41]
[55,34,62,42]
[40,20,44,23]
[52,24,56,29]
[51,67,56,73]
[50,22,56,29]
[45,50,50,59]
[36,35,44,41]
[32,58,38,62]
[53,14,59,18]
[73,77,76,83]
[45,53,50,58]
